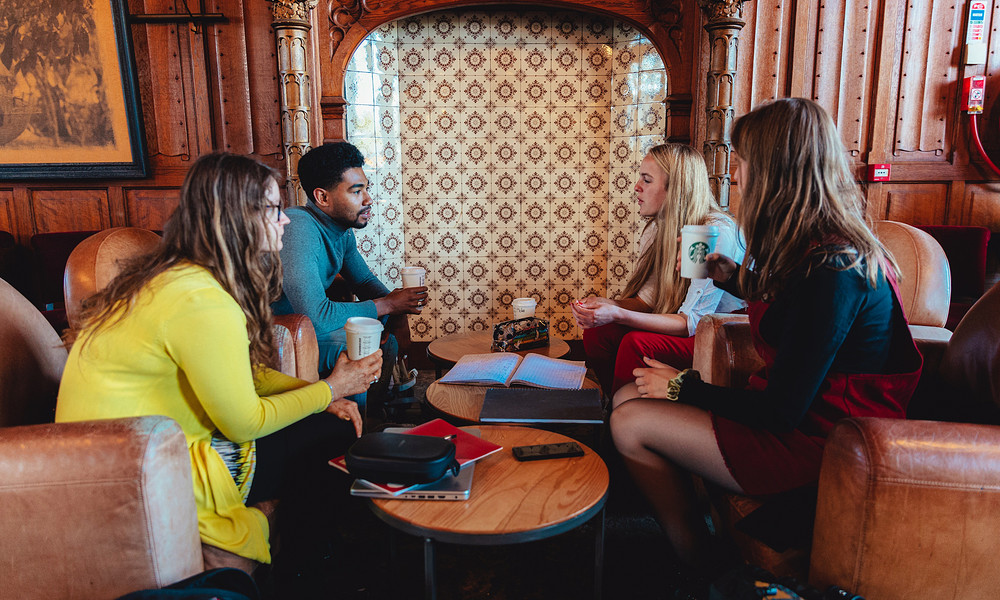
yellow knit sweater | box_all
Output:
[56,263,331,563]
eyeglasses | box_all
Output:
[265,203,284,221]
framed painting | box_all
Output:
[0,0,147,179]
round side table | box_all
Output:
[369,425,609,600]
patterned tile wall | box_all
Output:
[345,9,666,342]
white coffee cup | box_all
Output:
[512,297,536,318]
[680,224,721,279]
[401,266,426,288]
[344,316,384,360]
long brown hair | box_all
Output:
[621,143,728,313]
[69,153,283,369]
[732,98,895,300]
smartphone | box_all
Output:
[512,442,584,461]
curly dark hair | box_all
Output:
[298,142,366,203]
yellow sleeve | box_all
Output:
[164,290,331,443]
[254,366,322,396]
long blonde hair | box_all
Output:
[732,98,895,300]
[69,153,283,369]
[622,143,727,313]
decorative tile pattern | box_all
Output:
[345,9,666,341]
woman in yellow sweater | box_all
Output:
[56,153,383,572]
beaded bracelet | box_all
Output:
[323,379,336,399]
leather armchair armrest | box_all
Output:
[272,313,319,382]
[811,417,1000,599]
[692,314,764,388]
[0,416,203,599]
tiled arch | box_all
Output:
[344,9,668,342]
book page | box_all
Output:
[438,352,523,386]
[510,354,587,389]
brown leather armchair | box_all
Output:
[691,223,1000,598]
[810,280,1000,600]
[63,227,320,380]
[0,277,203,598]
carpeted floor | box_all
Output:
[263,370,708,599]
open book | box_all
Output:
[438,353,587,390]
[329,419,502,496]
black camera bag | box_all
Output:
[345,432,460,485]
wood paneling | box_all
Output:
[0,192,14,235]
[30,190,111,233]
[892,1,961,162]
[883,184,949,225]
[124,189,180,230]
[1,0,997,247]
[965,185,1000,230]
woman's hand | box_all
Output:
[324,398,363,437]
[705,253,737,284]
[633,356,680,398]
[571,297,620,329]
[325,350,383,399]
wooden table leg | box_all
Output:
[424,537,437,600]
[594,506,606,600]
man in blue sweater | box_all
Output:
[273,142,427,421]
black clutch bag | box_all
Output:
[345,432,460,485]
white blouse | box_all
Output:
[635,214,746,336]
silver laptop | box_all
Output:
[349,463,475,500]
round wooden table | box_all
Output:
[425,378,602,423]
[426,331,570,377]
[369,426,609,600]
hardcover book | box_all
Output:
[479,388,604,424]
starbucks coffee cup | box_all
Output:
[344,316,383,360]
[401,266,426,288]
[680,225,720,279]
[512,297,536,318]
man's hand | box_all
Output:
[324,398,363,437]
[633,356,680,398]
[374,287,429,316]
[324,350,383,398]
[705,253,737,284]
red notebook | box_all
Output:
[329,419,502,496]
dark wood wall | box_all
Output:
[1,0,998,244]
[0,0,285,244]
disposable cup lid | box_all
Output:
[345,316,383,333]
[681,224,720,235]
[401,266,425,274]
[512,297,536,305]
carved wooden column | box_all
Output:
[698,0,747,209]
[269,0,317,206]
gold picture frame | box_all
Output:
[0,0,147,178]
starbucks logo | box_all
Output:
[688,242,710,264]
